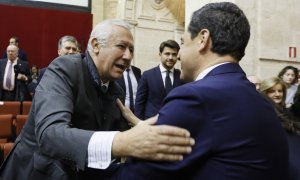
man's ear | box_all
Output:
[57,50,61,56]
[197,29,210,52]
[91,38,100,54]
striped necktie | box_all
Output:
[6,61,13,90]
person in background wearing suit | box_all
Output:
[2,36,28,62]
[116,65,141,113]
[27,64,40,97]
[0,44,31,101]
[112,2,288,179]
[0,19,194,180]
[37,35,79,84]
[135,39,182,119]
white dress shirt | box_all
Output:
[3,59,17,91]
[123,67,138,108]
[87,81,117,169]
[159,64,174,85]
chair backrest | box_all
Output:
[0,101,21,118]
[0,114,13,141]
[21,101,32,115]
[16,114,28,136]
[0,142,14,164]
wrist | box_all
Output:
[112,132,128,158]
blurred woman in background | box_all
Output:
[260,77,300,180]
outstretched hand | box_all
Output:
[116,98,157,126]
[114,99,195,161]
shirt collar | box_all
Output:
[101,81,109,88]
[195,62,230,81]
[159,63,174,73]
[8,58,18,64]
[84,51,110,89]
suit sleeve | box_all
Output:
[134,72,149,120]
[34,56,94,170]
[23,61,32,83]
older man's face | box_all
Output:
[58,41,78,56]
[7,45,18,61]
[93,25,134,82]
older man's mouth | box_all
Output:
[115,63,127,71]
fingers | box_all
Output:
[144,153,184,161]
[153,125,192,138]
[112,123,195,161]
[157,135,195,146]
[116,98,125,111]
[144,115,158,125]
[155,143,192,154]
[116,98,141,126]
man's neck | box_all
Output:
[196,54,236,77]
[8,58,17,63]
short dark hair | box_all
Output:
[10,36,19,43]
[278,66,299,85]
[188,2,250,61]
[159,40,180,53]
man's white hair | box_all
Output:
[87,19,131,52]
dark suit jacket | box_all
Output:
[36,67,46,85]
[115,63,288,180]
[0,54,129,180]
[3,48,28,62]
[134,66,182,119]
[116,65,141,112]
[116,65,141,93]
[0,58,31,101]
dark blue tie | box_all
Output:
[126,68,134,112]
[165,70,172,94]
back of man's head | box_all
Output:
[188,2,250,61]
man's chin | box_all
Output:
[111,74,123,81]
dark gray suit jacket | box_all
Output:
[0,54,129,180]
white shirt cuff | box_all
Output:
[87,131,118,169]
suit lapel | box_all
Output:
[81,59,102,127]
[116,76,126,91]
[0,59,8,83]
[132,66,141,82]
[154,66,166,94]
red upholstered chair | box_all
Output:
[0,101,21,118]
[0,142,14,165]
[0,114,13,143]
[3,142,14,160]
[21,101,32,115]
[16,115,28,136]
